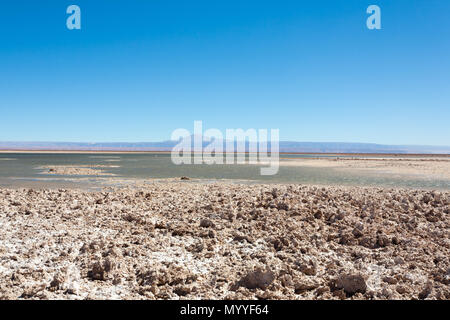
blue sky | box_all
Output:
[0,0,449,145]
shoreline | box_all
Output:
[1,176,449,192]
[0,150,449,157]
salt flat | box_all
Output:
[0,182,448,300]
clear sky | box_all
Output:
[0,0,449,145]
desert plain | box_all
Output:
[0,179,448,300]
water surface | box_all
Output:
[0,153,448,190]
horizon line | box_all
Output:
[0,140,449,148]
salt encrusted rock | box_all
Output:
[174,286,191,296]
[294,281,319,294]
[0,182,448,299]
[314,210,323,219]
[377,233,390,247]
[276,202,289,211]
[89,261,106,280]
[271,188,278,198]
[297,261,317,276]
[136,268,158,287]
[49,272,65,291]
[332,274,367,295]
[233,269,275,291]
[382,276,397,285]
[352,227,363,238]
[396,285,407,294]
[199,219,214,228]
[418,282,433,299]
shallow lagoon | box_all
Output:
[0,153,449,190]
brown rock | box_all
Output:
[382,276,398,285]
[174,286,191,296]
[88,261,106,280]
[377,234,390,247]
[294,281,319,294]
[396,285,407,294]
[233,269,275,291]
[296,260,317,276]
[276,202,289,211]
[332,274,367,296]
[418,282,433,299]
[314,210,323,219]
[49,273,65,291]
[352,227,363,238]
[359,237,376,249]
[200,219,215,228]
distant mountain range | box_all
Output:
[1,140,449,154]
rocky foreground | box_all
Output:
[0,182,448,300]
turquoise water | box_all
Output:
[0,153,448,190]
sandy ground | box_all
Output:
[280,158,450,180]
[37,165,119,177]
[0,182,448,300]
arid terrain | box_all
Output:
[280,157,450,180]
[37,165,119,177]
[0,181,448,300]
